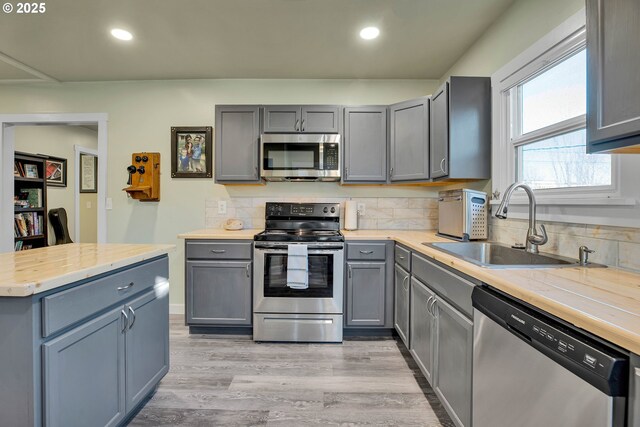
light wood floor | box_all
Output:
[128,316,454,426]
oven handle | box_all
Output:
[254,245,344,251]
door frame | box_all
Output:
[74,144,99,243]
[0,113,108,252]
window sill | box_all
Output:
[489,197,637,207]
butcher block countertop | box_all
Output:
[179,228,640,353]
[0,243,174,297]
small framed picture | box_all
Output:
[45,156,67,187]
[171,126,212,178]
[24,164,39,179]
[80,154,98,193]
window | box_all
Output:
[508,48,612,191]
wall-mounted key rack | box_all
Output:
[123,152,161,201]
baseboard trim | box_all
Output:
[169,304,185,315]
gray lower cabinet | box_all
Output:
[630,353,640,427]
[43,306,126,427]
[343,106,388,183]
[215,105,261,183]
[263,105,340,133]
[125,289,170,412]
[346,261,386,326]
[394,263,410,346]
[186,260,252,326]
[433,295,473,427]
[410,277,436,384]
[389,97,430,182]
[587,0,640,153]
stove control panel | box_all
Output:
[266,202,340,218]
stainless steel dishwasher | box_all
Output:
[472,286,628,427]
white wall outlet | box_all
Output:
[105,198,113,210]
[357,202,366,215]
[218,200,227,215]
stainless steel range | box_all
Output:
[253,202,344,342]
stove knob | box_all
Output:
[330,207,336,213]
[323,207,328,213]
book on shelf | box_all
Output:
[15,161,26,177]
[14,241,33,251]
[18,188,43,208]
[14,212,43,237]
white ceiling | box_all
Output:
[0,0,514,83]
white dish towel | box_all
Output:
[287,244,309,289]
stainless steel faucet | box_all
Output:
[494,182,548,254]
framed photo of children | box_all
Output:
[171,126,212,178]
[45,156,67,187]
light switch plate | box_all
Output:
[218,200,227,215]
[86,201,92,209]
[105,198,113,210]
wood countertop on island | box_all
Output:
[0,243,174,297]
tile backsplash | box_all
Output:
[205,197,438,230]
[490,217,640,272]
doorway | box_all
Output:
[0,113,108,253]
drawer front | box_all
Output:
[42,257,168,338]
[186,240,252,260]
[411,253,476,318]
[346,242,387,261]
[395,245,411,271]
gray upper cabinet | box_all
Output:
[346,261,386,327]
[263,105,301,132]
[43,306,126,427]
[410,277,436,384]
[394,263,411,346]
[343,106,388,183]
[301,106,340,133]
[124,288,170,413]
[263,105,340,133]
[430,83,449,179]
[433,296,473,427]
[215,105,261,183]
[430,77,491,181]
[389,97,430,182]
[587,0,640,153]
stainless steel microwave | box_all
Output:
[260,134,341,181]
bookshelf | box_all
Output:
[14,152,48,251]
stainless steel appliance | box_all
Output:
[437,189,487,241]
[260,134,341,181]
[253,202,344,342]
[472,286,628,427]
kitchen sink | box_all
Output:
[422,241,606,269]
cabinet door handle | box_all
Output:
[301,119,305,131]
[128,306,136,329]
[246,263,251,278]
[390,167,394,177]
[348,265,352,279]
[295,119,300,131]
[402,275,409,291]
[211,249,226,254]
[426,296,434,312]
[255,166,259,177]
[359,250,374,255]
[117,282,134,291]
[121,309,129,332]
[429,298,437,317]
[345,167,349,176]
[440,158,446,174]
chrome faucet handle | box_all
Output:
[528,224,548,246]
[579,246,595,266]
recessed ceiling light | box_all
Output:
[359,27,380,40]
[110,28,133,41]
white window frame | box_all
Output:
[491,9,628,207]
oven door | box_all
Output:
[253,245,344,314]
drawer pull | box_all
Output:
[398,256,405,260]
[117,282,134,291]
[211,249,226,254]
[359,250,374,255]
[121,309,129,332]
[128,306,136,329]
[246,264,251,278]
